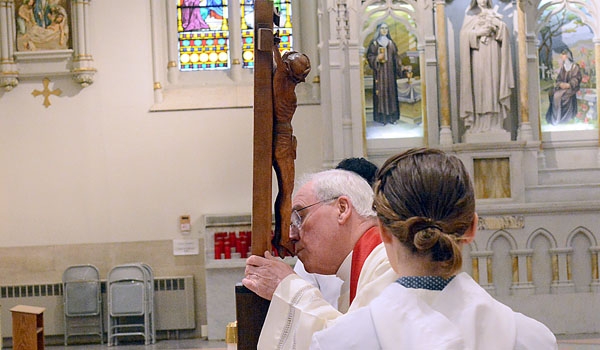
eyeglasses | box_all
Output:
[290,197,339,231]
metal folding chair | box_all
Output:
[107,264,152,345]
[138,263,156,344]
[63,264,103,345]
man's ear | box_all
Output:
[463,213,478,244]
[337,196,351,224]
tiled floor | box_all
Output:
[45,338,227,349]
[36,334,600,350]
[556,334,600,350]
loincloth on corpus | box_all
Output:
[273,123,297,160]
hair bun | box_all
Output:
[405,217,442,251]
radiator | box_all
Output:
[0,276,195,338]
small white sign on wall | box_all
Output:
[173,238,199,256]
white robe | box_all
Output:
[257,243,398,350]
[310,272,557,350]
[293,258,343,310]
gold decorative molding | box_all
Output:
[154,82,162,90]
[32,78,62,108]
[168,61,178,68]
[472,258,479,284]
[312,75,320,84]
[73,54,94,61]
[71,67,98,73]
[478,215,524,231]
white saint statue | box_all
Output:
[459,0,514,136]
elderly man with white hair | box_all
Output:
[243,169,398,349]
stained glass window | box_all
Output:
[177,0,229,71]
[240,0,293,69]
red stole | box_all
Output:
[349,226,382,304]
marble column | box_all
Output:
[550,247,575,293]
[166,0,180,84]
[0,0,18,90]
[471,251,495,293]
[71,0,96,87]
[596,41,600,147]
[435,0,452,145]
[298,0,319,85]
[420,49,429,144]
[227,0,243,82]
[510,250,535,295]
[516,0,533,141]
[150,0,163,103]
[591,246,600,292]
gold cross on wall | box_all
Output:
[32,78,62,108]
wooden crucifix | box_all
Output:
[235,2,277,349]
[235,1,311,349]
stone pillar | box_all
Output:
[516,0,533,141]
[150,0,164,103]
[435,0,452,145]
[166,0,179,84]
[471,257,479,283]
[550,247,575,293]
[0,0,18,90]
[510,250,535,295]
[71,0,96,87]
[298,0,319,85]
[472,251,495,293]
[224,0,242,82]
[596,41,600,147]
[420,49,429,144]
[591,246,600,292]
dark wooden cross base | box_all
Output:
[235,284,271,350]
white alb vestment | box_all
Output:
[310,272,557,350]
[257,243,398,350]
[293,259,343,310]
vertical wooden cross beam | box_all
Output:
[235,2,274,349]
[252,0,275,257]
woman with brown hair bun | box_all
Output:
[310,148,557,349]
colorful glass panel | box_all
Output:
[538,1,597,132]
[241,0,293,69]
[177,0,229,71]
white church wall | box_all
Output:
[0,0,324,340]
[0,0,324,248]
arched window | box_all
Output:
[177,0,230,71]
[150,0,314,111]
[241,0,293,69]
[176,0,293,72]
